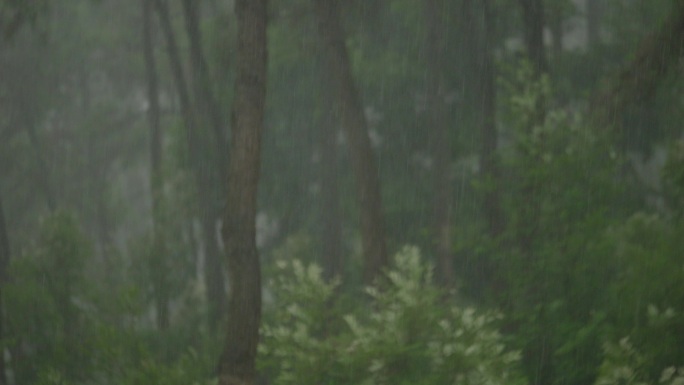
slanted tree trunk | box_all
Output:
[591,0,684,130]
[180,0,228,331]
[424,0,454,287]
[218,0,267,384]
[314,0,389,284]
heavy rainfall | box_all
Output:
[0,0,683,384]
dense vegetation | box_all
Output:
[1,0,684,384]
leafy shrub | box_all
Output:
[259,246,524,385]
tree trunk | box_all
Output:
[591,0,684,130]
[586,0,601,48]
[152,0,194,330]
[0,196,10,385]
[25,123,57,212]
[218,0,267,384]
[180,0,228,331]
[319,99,343,282]
[479,0,504,239]
[424,0,454,287]
[519,0,547,76]
[143,0,171,331]
[142,0,163,238]
[314,0,389,284]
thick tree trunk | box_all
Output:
[218,0,267,384]
[180,0,228,331]
[314,0,389,284]
[0,196,10,385]
[424,0,454,287]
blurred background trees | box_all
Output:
[1,0,684,384]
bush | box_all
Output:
[259,246,524,385]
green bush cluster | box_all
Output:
[259,246,525,385]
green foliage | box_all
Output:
[595,337,684,385]
[259,246,524,385]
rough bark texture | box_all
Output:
[218,0,267,384]
[424,0,454,287]
[180,0,228,331]
[314,0,389,284]
[0,196,9,385]
[591,0,684,130]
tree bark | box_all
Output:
[218,0,267,384]
[180,0,228,331]
[424,0,454,287]
[314,0,389,284]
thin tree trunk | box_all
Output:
[25,124,56,212]
[218,0,267,384]
[0,196,10,385]
[181,0,229,164]
[319,101,343,282]
[424,0,454,287]
[180,0,228,330]
[314,0,389,284]
[151,0,195,330]
[519,0,547,76]
[143,0,171,331]
[479,0,504,238]
[143,0,163,238]
[586,0,601,48]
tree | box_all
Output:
[180,0,228,331]
[218,0,267,383]
[423,0,454,287]
[591,0,684,131]
[314,0,389,284]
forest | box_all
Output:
[1,0,684,384]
